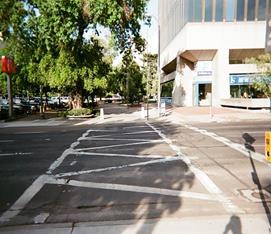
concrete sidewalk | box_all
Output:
[163,106,271,123]
[0,214,270,234]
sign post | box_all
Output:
[1,56,15,118]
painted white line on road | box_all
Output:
[0,129,92,223]
[33,212,49,224]
[0,152,32,157]
[14,131,46,134]
[46,130,91,174]
[79,137,160,142]
[73,151,168,159]
[0,175,49,223]
[55,157,181,178]
[82,129,117,132]
[146,122,243,214]
[183,124,266,164]
[75,140,165,151]
[70,161,77,166]
[90,134,113,138]
[123,131,156,135]
[0,140,15,143]
[123,126,149,129]
[47,178,217,201]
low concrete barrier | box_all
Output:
[221,98,270,109]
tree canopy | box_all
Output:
[0,0,149,108]
[246,53,271,98]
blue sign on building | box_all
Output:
[230,74,251,85]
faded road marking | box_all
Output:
[146,122,243,214]
[183,124,266,164]
[55,157,182,178]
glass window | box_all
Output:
[187,0,194,22]
[237,0,245,21]
[226,0,235,21]
[215,0,223,21]
[205,0,213,21]
[258,0,267,20]
[194,0,203,22]
[269,0,271,16]
[247,0,256,21]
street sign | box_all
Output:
[1,56,15,74]
[265,16,271,53]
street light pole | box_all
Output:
[157,22,161,117]
[147,14,161,117]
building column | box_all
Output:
[212,49,231,106]
[172,56,186,106]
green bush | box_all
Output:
[68,108,94,116]
[59,108,95,117]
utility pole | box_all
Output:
[7,73,13,118]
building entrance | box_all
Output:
[193,82,212,106]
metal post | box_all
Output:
[146,64,149,120]
[7,73,13,118]
[157,22,161,117]
[40,85,44,118]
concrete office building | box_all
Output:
[159,0,270,108]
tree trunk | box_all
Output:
[71,93,83,109]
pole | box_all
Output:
[7,73,13,118]
[146,61,150,120]
[157,22,161,117]
[40,85,44,118]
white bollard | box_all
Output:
[161,102,166,116]
[141,106,145,119]
[100,108,104,120]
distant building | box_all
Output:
[159,0,270,108]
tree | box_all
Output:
[0,0,149,108]
[246,53,271,98]
[142,53,158,99]
[107,49,145,104]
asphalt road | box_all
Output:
[192,120,271,155]
[0,117,271,233]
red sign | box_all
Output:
[1,56,15,74]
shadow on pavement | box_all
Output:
[0,119,196,234]
[222,215,242,234]
[242,133,271,230]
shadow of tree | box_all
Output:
[5,118,197,234]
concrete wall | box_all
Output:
[160,21,266,107]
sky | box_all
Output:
[141,0,158,54]
[113,0,158,66]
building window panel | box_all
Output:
[247,0,256,20]
[205,0,213,21]
[216,0,223,21]
[226,0,235,21]
[258,0,267,20]
[237,0,245,21]
[194,0,203,22]
[188,0,194,21]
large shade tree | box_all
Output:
[246,54,271,98]
[0,0,148,108]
